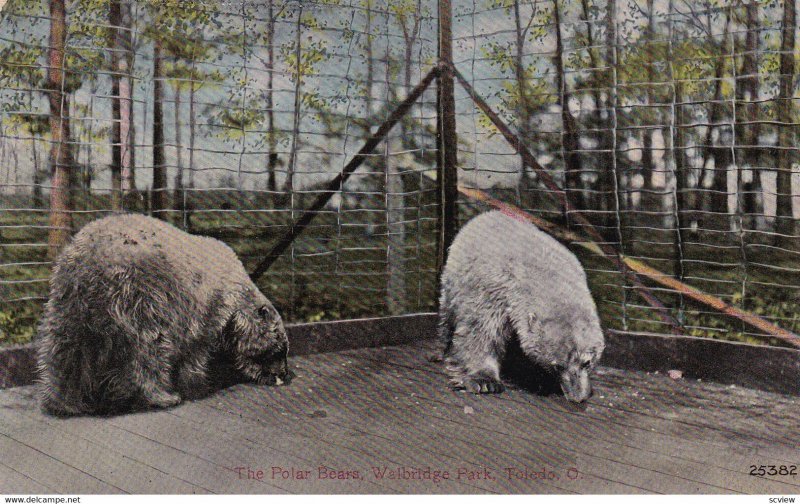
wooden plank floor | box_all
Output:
[1,340,798,494]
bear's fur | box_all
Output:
[438,210,605,402]
[36,213,290,416]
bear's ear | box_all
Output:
[258,304,274,320]
[527,312,542,335]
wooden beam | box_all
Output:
[436,0,459,279]
[249,66,439,282]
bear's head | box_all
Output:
[527,307,605,403]
[555,320,604,403]
[227,300,292,386]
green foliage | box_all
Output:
[165,61,223,93]
[479,0,556,136]
[280,38,329,84]
[483,40,516,73]
[216,107,265,141]
[0,304,39,346]
[0,46,43,89]
[145,0,216,43]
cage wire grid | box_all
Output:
[1,0,799,347]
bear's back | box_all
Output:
[53,214,252,309]
[446,211,586,288]
[63,214,242,278]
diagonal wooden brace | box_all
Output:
[249,66,440,282]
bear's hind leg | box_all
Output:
[432,291,455,363]
[39,364,90,416]
[37,335,100,416]
[446,320,506,394]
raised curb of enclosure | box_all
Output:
[1,313,798,396]
[603,329,800,397]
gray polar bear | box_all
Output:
[438,210,605,402]
[37,213,291,416]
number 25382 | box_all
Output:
[749,465,797,477]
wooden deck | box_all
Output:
[1,339,798,495]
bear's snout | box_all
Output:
[269,355,290,380]
[560,368,593,403]
[260,354,293,386]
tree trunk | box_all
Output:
[84,86,97,207]
[599,0,619,239]
[47,0,75,259]
[30,89,43,208]
[386,133,406,315]
[641,0,657,192]
[553,0,582,221]
[665,0,687,283]
[386,0,421,315]
[266,0,278,203]
[776,0,796,243]
[32,133,42,208]
[513,0,533,201]
[118,1,136,201]
[110,0,123,210]
[673,81,689,280]
[283,8,303,202]
[151,37,167,219]
[1,136,6,188]
[386,40,402,315]
[704,10,732,219]
[11,146,19,195]
[188,77,196,190]
[580,0,609,220]
[736,2,762,230]
[173,85,184,213]
[184,75,196,228]
[365,0,374,116]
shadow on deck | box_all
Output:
[1,339,798,494]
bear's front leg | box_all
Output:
[173,349,212,400]
[130,334,182,409]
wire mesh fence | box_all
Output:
[0,0,441,342]
[451,0,800,346]
[1,0,799,348]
